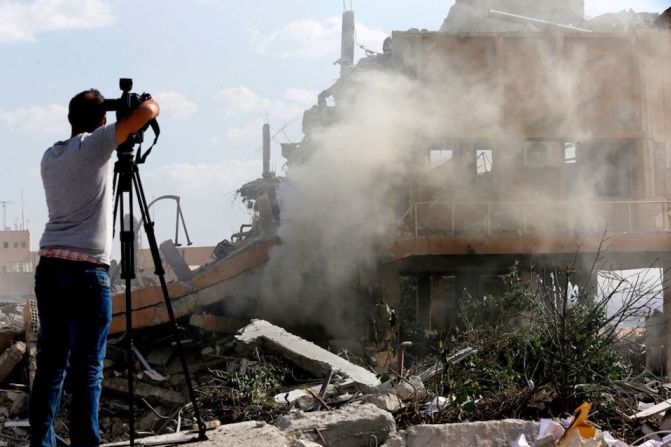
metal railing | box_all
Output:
[401,200,671,238]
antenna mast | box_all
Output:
[0,201,14,231]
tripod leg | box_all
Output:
[117,187,137,447]
[132,171,208,440]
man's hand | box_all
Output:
[115,98,160,145]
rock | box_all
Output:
[362,392,403,412]
[101,420,289,447]
[289,440,323,447]
[137,411,160,432]
[274,403,396,447]
[404,420,540,447]
[370,376,427,402]
[0,342,26,382]
[103,378,185,406]
[9,393,28,417]
[382,432,407,447]
[236,319,380,386]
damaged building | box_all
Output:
[274,0,671,355]
[104,0,671,351]
[1,2,671,445]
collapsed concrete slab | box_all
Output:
[103,378,185,407]
[101,421,288,447]
[236,319,380,386]
[401,420,540,447]
[274,403,396,447]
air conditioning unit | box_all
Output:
[523,141,563,168]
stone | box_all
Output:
[289,441,323,447]
[404,420,540,447]
[370,376,427,402]
[362,392,403,412]
[0,342,26,382]
[9,393,28,417]
[274,403,396,447]
[101,420,288,447]
[382,432,407,447]
[236,319,380,386]
[103,378,185,407]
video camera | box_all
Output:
[103,78,159,161]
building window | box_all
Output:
[20,241,26,248]
[429,148,454,169]
[13,242,18,248]
[476,149,493,176]
[564,142,577,164]
[2,242,7,249]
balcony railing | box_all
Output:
[401,200,671,238]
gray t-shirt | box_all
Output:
[39,124,117,265]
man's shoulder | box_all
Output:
[43,124,116,164]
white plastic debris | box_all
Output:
[512,433,531,447]
[538,419,564,442]
[421,396,451,415]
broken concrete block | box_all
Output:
[103,378,185,407]
[101,420,288,447]
[9,392,28,417]
[362,392,403,413]
[382,432,407,447]
[159,239,193,281]
[373,376,427,402]
[236,319,380,386]
[274,403,396,447]
[403,420,540,447]
[0,341,26,383]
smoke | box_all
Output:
[254,12,666,337]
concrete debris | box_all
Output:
[362,392,403,412]
[23,299,38,390]
[0,342,25,383]
[274,384,336,405]
[236,319,380,386]
[274,403,396,447]
[103,378,185,407]
[159,239,193,281]
[366,376,427,402]
[403,420,540,447]
[101,421,288,447]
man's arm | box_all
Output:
[115,98,160,146]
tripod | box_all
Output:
[113,141,207,446]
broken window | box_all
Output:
[429,148,454,169]
[568,139,635,198]
[476,149,493,176]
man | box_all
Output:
[30,89,159,447]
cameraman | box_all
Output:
[30,89,159,447]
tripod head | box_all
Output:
[104,78,160,163]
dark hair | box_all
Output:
[68,89,106,133]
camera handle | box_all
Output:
[112,142,207,446]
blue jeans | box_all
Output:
[29,257,112,447]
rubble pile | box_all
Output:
[0,306,670,446]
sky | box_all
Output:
[0,0,668,257]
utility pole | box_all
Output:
[0,201,15,231]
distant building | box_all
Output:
[0,230,32,273]
[0,230,35,302]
